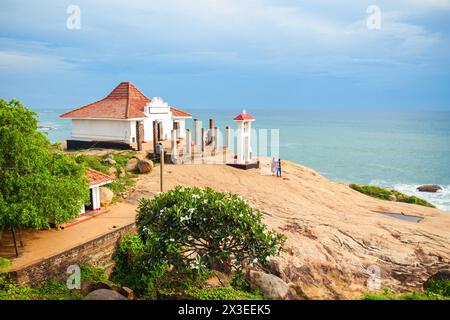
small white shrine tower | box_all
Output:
[234,110,255,164]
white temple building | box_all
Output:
[60,82,192,150]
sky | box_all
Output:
[0,0,450,111]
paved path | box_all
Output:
[1,202,138,270]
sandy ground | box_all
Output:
[2,158,449,299]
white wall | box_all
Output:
[143,97,174,140]
[71,119,136,143]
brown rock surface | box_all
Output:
[99,187,114,207]
[137,159,153,174]
[126,158,138,171]
[128,161,450,299]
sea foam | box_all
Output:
[370,180,450,212]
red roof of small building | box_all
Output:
[233,113,255,121]
[86,168,113,186]
[171,106,192,118]
[60,82,191,120]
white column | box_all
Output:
[92,187,100,210]
[237,122,243,163]
[225,126,231,150]
[171,129,177,157]
[186,129,191,156]
[214,127,220,150]
[194,119,199,145]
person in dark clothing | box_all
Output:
[276,158,282,177]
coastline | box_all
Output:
[36,108,450,211]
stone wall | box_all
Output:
[8,223,136,286]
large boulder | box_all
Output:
[99,187,114,207]
[416,184,442,193]
[126,158,139,172]
[84,289,127,300]
[133,151,148,161]
[137,159,154,174]
[248,270,291,300]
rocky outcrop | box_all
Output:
[99,187,114,207]
[417,185,442,193]
[248,270,291,299]
[129,160,450,299]
[84,289,128,300]
[137,159,154,174]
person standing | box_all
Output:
[271,157,277,176]
[276,158,282,177]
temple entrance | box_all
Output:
[157,121,163,140]
[85,189,94,211]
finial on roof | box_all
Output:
[243,109,246,114]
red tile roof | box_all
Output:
[60,82,191,120]
[171,106,192,118]
[233,113,255,121]
[86,168,113,186]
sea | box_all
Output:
[36,108,450,212]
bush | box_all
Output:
[184,287,266,300]
[349,184,435,208]
[136,186,286,273]
[0,258,10,273]
[360,283,450,300]
[0,275,82,300]
[111,233,168,298]
[80,264,108,283]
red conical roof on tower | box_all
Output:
[233,110,255,121]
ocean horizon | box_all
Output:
[35,107,450,211]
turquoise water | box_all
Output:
[36,108,450,211]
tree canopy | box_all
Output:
[136,186,286,273]
[0,99,89,230]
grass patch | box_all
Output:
[360,279,450,300]
[0,275,82,300]
[73,151,137,202]
[184,287,266,300]
[349,184,435,208]
[0,258,10,273]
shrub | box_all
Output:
[80,264,108,283]
[111,233,168,298]
[0,258,10,273]
[184,287,266,300]
[360,284,450,300]
[349,184,435,208]
[426,278,450,297]
[0,276,82,300]
[136,186,286,273]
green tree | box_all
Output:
[0,99,89,232]
[136,186,286,273]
